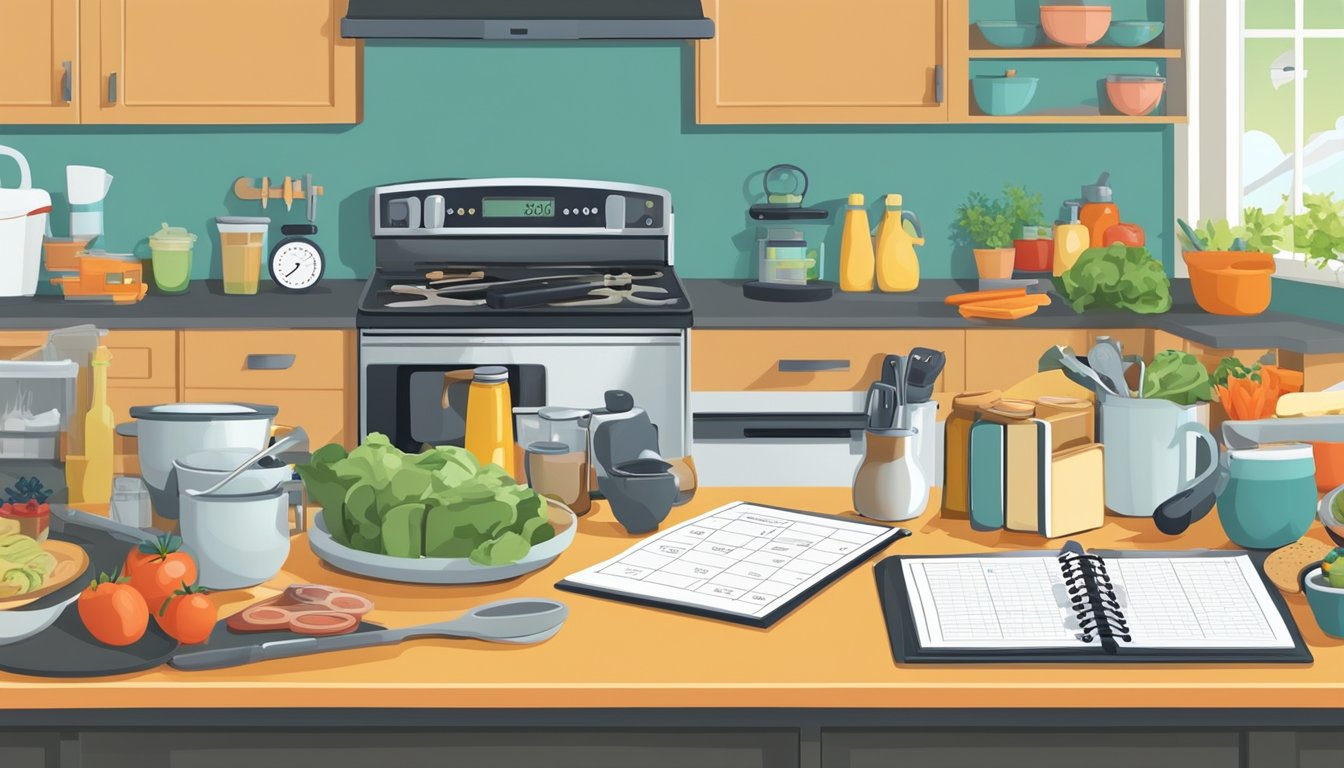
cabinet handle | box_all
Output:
[246,354,296,371]
[107,72,117,105]
[61,61,72,104]
[934,64,944,104]
[777,359,850,373]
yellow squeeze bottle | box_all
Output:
[875,194,925,292]
[839,193,875,292]
[1053,201,1089,277]
[82,345,114,505]
[463,366,515,476]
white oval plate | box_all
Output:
[307,500,577,584]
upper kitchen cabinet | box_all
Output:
[696,0,948,124]
[77,0,361,125]
[0,0,80,124]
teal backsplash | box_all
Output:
[0,43,1173,282]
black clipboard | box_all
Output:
[875,546,1313,664]
[557,502,911,628]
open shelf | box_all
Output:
[964,108,1186,124]
[969,46,1183,59]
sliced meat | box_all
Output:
[289,612,358,636]
[288,584,342,604]
[326,593,374,616]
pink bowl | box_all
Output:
[1040,5,1113,46]
[1106,75,1165,115]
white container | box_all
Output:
[0,359,78,459]
[0,145,52,297]
[173,447,294,496]
[1100,397,1217,517]
[180,485,292,590]
[854,430,929,522]
[110,476,153,529]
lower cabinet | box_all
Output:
[822,730,1240,768]
[76,729,797,768]
[0,731,56,768]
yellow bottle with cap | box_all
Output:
[81,346,114,505]
[1053,201,1089,277]
[840,193,875,292]
[874,194,925,293]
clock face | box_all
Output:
[269,239,324,291]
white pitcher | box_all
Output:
[1100,397,1216,517]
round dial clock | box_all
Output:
[269,224,325,292]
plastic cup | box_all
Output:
[216,217,270,295]
[148,222,196,294]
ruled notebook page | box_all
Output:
[1109,556,1296,649]
[900,556,1088,650]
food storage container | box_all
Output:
[216,216,270,295]
[110,476,153,529]
[1106,74,1166,116]
[0,358,77,460]
[148,222,196,294]
[1217,443,1318,550]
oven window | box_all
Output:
[364,364,546,454]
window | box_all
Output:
[1237,0,1344,280]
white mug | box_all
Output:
[1100,397,1214,517]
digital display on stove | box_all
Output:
[482,197,556,218]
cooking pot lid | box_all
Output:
[129,403,279,421]
[1229,443,1314,462]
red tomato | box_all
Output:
[1103,222,1145,247]
[78,574,149,647]
[158,588,218,644]
[124,535,198,616]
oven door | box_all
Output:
[360,331,688,457]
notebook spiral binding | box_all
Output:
[1059,550,1132,652]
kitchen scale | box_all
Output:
[269,223,325,292]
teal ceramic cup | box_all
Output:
[1304,568,1344,638]
[1217,444,1318,550]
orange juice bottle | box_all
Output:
[839,194,875,292]
[1080,202,1120,248]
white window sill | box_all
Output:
[1273,254,1344,287]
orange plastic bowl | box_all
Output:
[1040,5,1113,46]
[1182,250,1275,316]
[1106,75,1165,116]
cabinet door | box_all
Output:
[0,0,79,123]
[184,388,350,449]
[964,329,1090,393]
[79,0,361,124]
[696,0,947,124]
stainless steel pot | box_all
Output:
[116,403,279,519]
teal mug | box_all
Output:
[1216,444,1318,550]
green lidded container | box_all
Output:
[148,222,196,294]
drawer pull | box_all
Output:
[777,359,850,373]
[246,354,296,371]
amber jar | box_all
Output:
[941,390,1003,519]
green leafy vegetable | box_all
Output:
[297,434,553,566]
[1142,350,1214,405]
[1212,356,1261,388]
[1332,493,1344,526]
[1055,244,1172,314]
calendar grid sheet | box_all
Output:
[562,503,901,619]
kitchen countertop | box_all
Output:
[0,280,365,329]
[4,486,1341,712]
[685,279,1344,355]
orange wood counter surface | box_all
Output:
[4,488,1341,710]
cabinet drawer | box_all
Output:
[0,331,53,359]
[185,389,349,449]
[692,330,965,393]
[104,330,177,388]
[822,730,1238,768]
[184,331,349,390]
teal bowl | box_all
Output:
[977,21,1041,48]
[1305,569,1344,638]
[1102,21,1164,47]
[972,75,1038,116]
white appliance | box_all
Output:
[66,165,113,240]
[357,179,692,459]
[0,145,52,297]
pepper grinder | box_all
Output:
[853,381,929,522]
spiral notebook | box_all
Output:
[875,542,1311,663]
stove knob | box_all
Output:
[425,195,446,229]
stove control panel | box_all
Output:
[373,179,670,237]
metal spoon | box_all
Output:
[169,598,569,671]
[1088,339,1130,398]
[184,427,309,497]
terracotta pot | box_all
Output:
[973,247,1015,279]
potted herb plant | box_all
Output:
[1004,184,1049,272]
[954,190,1015,279]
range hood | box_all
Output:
[342,0,715,41]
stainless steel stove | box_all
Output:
[358,179,692,458]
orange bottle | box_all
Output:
[1080,202,1120,248]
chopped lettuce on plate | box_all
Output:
[297,434,554,566]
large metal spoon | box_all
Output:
[184,427,309,497]
[169,598,569,671]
